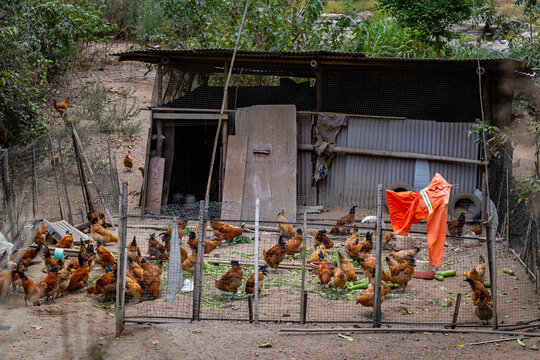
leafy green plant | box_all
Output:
[514,175,538,204]
[467,119,510,159]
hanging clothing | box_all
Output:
[386,173,452,267]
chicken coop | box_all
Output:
[113,49,528,221]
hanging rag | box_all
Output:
[313,113,348,183]
[386,173,452,267]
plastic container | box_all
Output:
[54,247,64,260]
[184,194,196,205]
[413,260,435,279]
[171,193,184,204]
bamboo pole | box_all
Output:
[48,133,65,220]
[373,184,383,327]
[300,211,308,324]
[56,134,73,224]
[71,121,93,214]
[115,181,128,337]
[192,201,206,321]
[279,327,540,337]
[253,198,260,325]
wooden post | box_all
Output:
[156,64,163,106]
[31,144,39,221]
[48,133,65,220]
[373,184,383,328]
[483,170,498,330]
[56,134,73,224]
[156,119,163,157]
[300,211,308,324]
[451,293,462,329]
[253,198,260,325]
[247,294,254,323]
[506,168,510,248]
[71,122,94,214]
[192,200,206,321]
[140,127,152,214]
[2,150,17,246]
[115,181,128,337]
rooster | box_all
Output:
[277,209,296,238]
[312,229,333,249]
[215,260,244,300]
[210,221,244,245]
[124,151,133,172]
[330,205,357,234]
[448,212,466,236]
[53,96,70,116]
[187,231,221,254]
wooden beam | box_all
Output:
[298,143,486,166]
[279,327,540,337]
[297,111,406,121]
[152,113,228,120]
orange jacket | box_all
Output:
[386,173,452,266]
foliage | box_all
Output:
[98,0,165,40]
[375,0,476,57]
[325,0,374,13]
[467,119,510,159]
[514,175,538,204]
[0,0,114,148]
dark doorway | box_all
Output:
[168,122,221,203]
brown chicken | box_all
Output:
[329,265,347,289]
[15,270,40,306]
[344,228,360,249]
[56,231,74,249]
[464,255,486,283]
[448,212,466,236]
[68,244,95,272]
[307,244,327,264]
[127,236,142,265]
[312,229,334,249]
[182,248,198,274]
[371,230,396,248]
[124,151,133,172]
[34,222,47,245]
[471,224,482,236]
[277,209,296,238]
[356,231,374,254]
[338,252,357,282]
[245,265,268,295]
[317,253,332,287]
[464,276,492,306]
[128,258,144,284]
[386,257,415,293]
[210,221,244,244]
[148,233,168,260]
[53,96,70,116]
[10,243,43,268]
[357,255,391,282]
[330,205,357,234]
[389,247,420,264]
[87,264,116,301]
[89,215,118,244]
[187,232,221,254]
[215,260,244,299]
[356,279,391,308]
[88,212,109,228]
[165,219,188,242]
[141,258,161,299]
[43,246,60,273]
[125,273,143,301]
[66,253,90,293]
[38,266,59,303]
[285,229,303,256]
[55,264,72,298]
[95,240,115,268]
[263,236,287,271]
[475,289,493,324]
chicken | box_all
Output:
[471,224,482,236]
[124,151,133,172]
[356,280,391,308]
[10,262,26,293]
[141,258,161,299]
[148,233,168,260]
[317,252,332,286]
[88,212,111,228]
[14,270,40,306]
[37,266,59,303]
[329,265,347,289]
[307,244,327,264]
[180,246,188,264]
[389,247,420,264]
[245,265,268,295]
[10,243,43,268]
[372,230,396,248]
[210,221,244,244]
[128,258,144,284]
[68,244,95,272]
[34,222,47,245]
[448,212,466,236]
[43,246,60,273]
[87,265,116,301]
[386,257,415,293]
[55,264,72,298]
[66,253,90,293]
[357,231,374,254]
[182,248,198,274]
[89,214,118,244]
[95,240,115,268]
[312,229,333,249]
[56,231,74,249]
[263,236,287,270]
[344,228,361,253]
[277,209,296,238]
[125,273,143,301]
[215,260,244,299]
[344,236,363,260]
[285,229,303,256]
[464,255,486,283]
[187,231,221,254]
[357,254,391,282]
[464,276,492,306]
[475,289,493,324]
[330,205,357,234]
[338,251,357,282]
[53,96,70,116]
[166,219,188,241]
[127,236,142,264]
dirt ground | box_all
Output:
[2,41,539,360]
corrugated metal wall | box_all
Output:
[297,117,479,208]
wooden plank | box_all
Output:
[221,135,248,220]
[146,157,165,215]
[152,113,228,120]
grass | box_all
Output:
[325,0,374,13]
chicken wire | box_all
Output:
[119,190,540,327]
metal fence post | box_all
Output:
[253,198,260,324]
[115,181,128,337]
[300,211,307,324]
[373,184,383,327]
[192,200,206,321]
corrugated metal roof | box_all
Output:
[112,48,521,70]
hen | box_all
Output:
[15,269,40,306]
[356,279,391,308]
[317,252,332,286]
[245,265,268,295]
[56,231,73,249]
[263,236,287,271]
[307,244,327,264]
[87,264,116,302]
[95,240,116,268]
[284,229,303,256]
[141,258,161,299]
[338,251,357,282]
[125,274,144,302]
[357,254,391,282]
[464,255,486,283]
[182,248,198,274]
[386,257,415,293]
[43,246,60,273]
[128,258,144,284]
[34,222,48,245]
[88,214,118,243]
[10,243,43,268]
[464,276,492,306]
[37,266,60,303]
[53,96,70,116]
[215,260,244,300]
[329,265,347,289]
[66,253,90,293]
[210,221,244,245]
[55,263,72,298]
[312,229,333,249]
[124,151,133,172]
[330,205,357,234]
[148,233,168,261]
[277,209,296,238]
[127,236,142,265]
[448,212,466,236]
[475,289,493,324]
[389,247,420,264]
[187,231,221,254]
